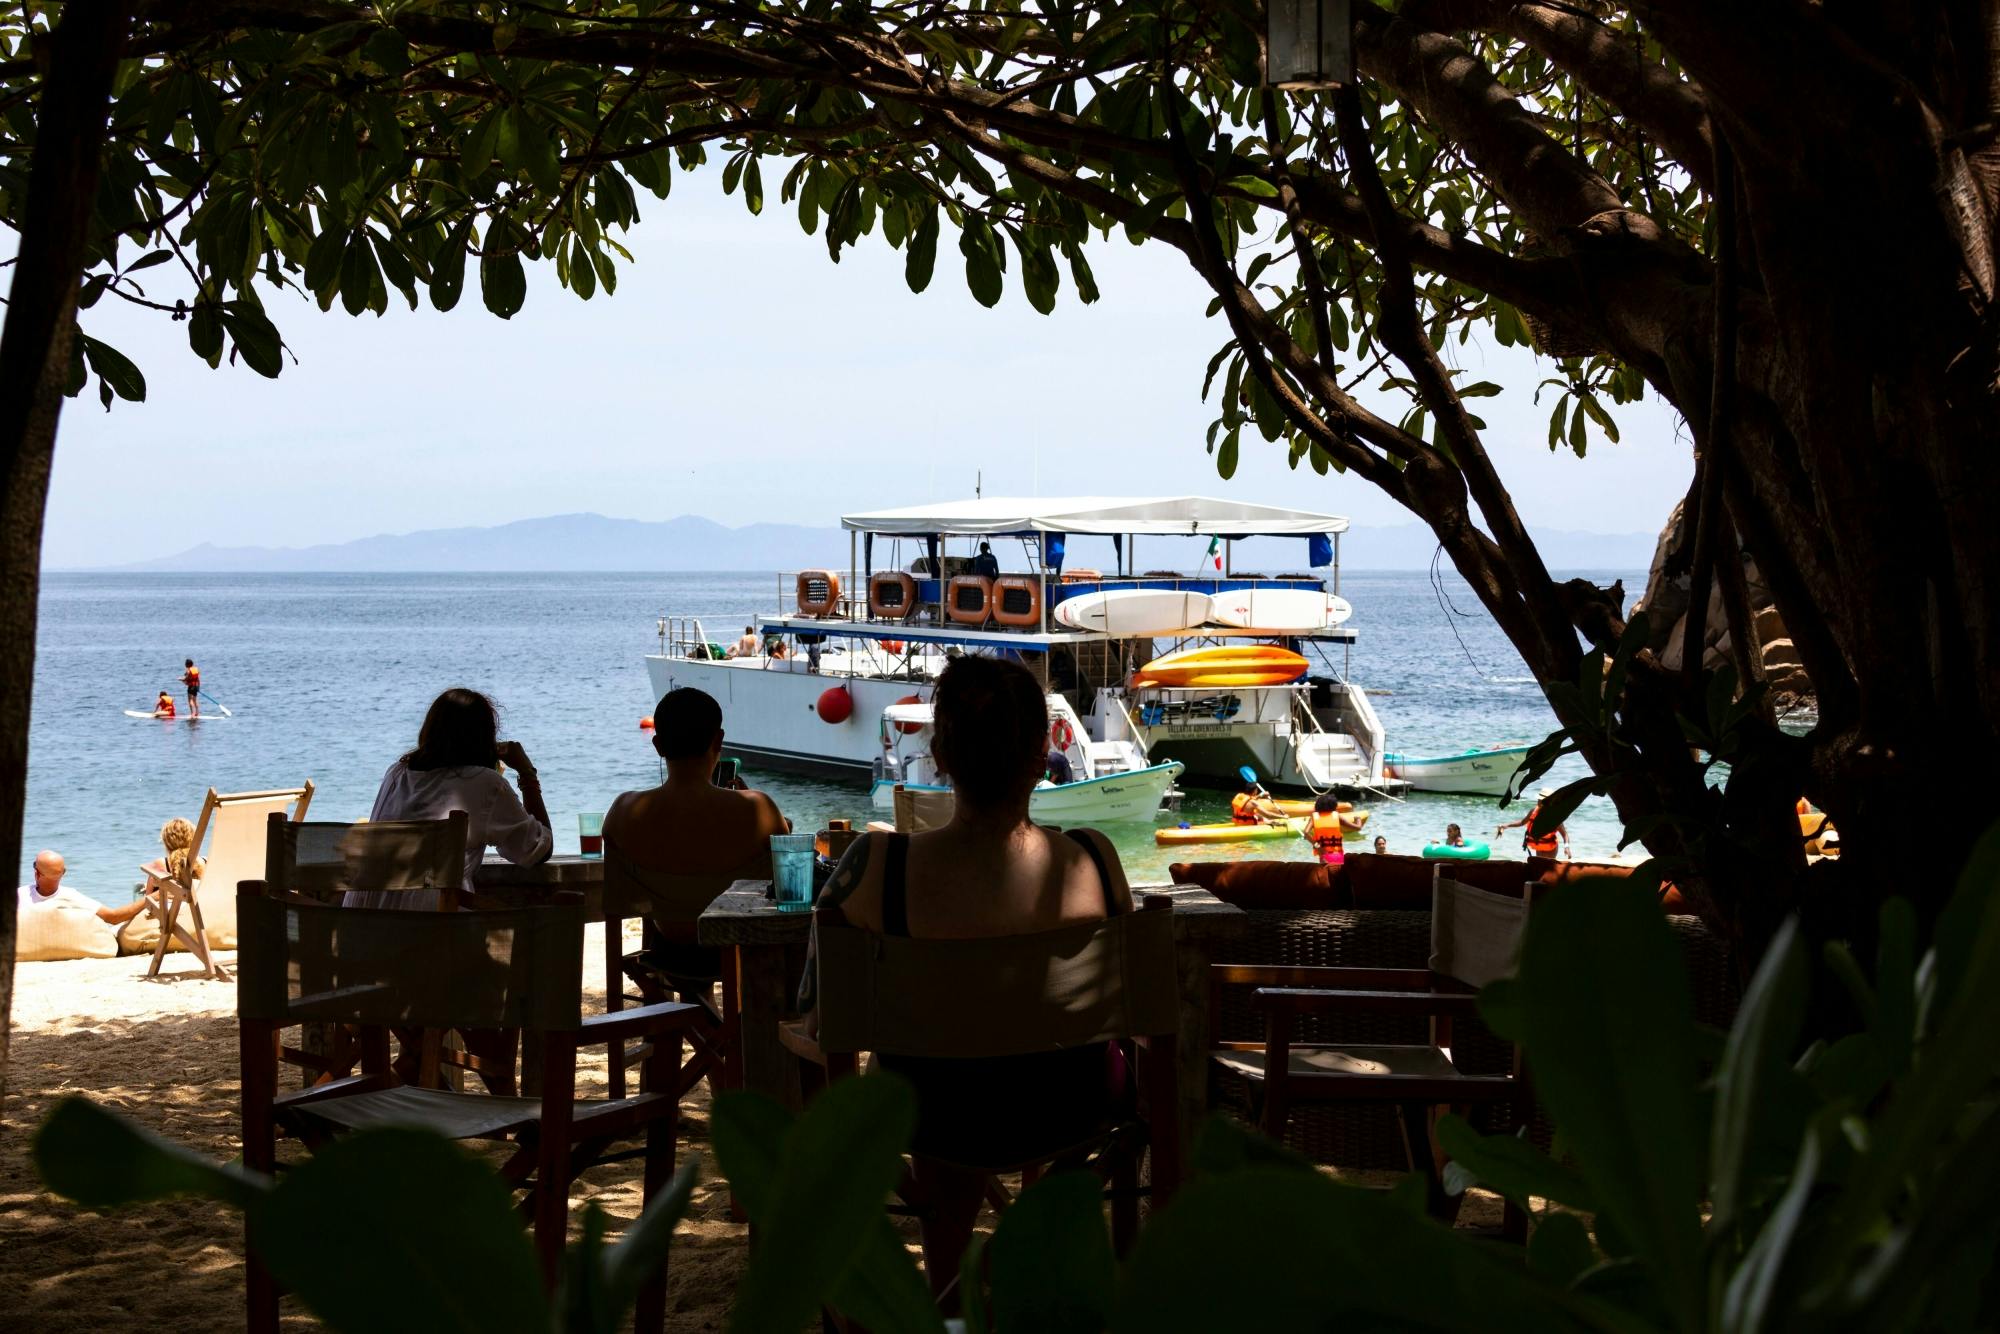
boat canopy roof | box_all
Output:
[840,496,1350,538]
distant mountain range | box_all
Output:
[89,511,1654,573]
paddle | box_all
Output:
[197,688,233,717]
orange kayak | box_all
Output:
[1132,646,1309,689]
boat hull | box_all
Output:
[1383,746,1532,797]
[869,762,1183,824]
[644,655,924,775]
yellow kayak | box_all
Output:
[1253,798,1367,833]
[1156,819,1305,846]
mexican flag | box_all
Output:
[1206,536,1223,571]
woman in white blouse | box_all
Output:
[345,687,553,910]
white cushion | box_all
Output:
[18,901,117,962]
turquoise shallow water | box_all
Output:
[23,569,1642,906]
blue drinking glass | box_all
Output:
[770,833,817,912]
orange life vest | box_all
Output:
[1231,792,1260,824]
[184,666,200,690]
[157,698,175,717]
[1523,804,1560,857]
[1306,811,1345,854]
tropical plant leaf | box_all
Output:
[989,1172,1115,1334]
[34,1095,262,1211]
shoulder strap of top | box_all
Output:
[1062,828,1121,916]
[882,833,911,936]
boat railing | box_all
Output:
[658,615,720,659]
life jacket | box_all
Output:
[184,666,200,689]
[1306,811,1345,854]
[157,698,175,717]
[1523,805,1560,857]
[1231,792,1260,824]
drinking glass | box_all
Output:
[577,811,605,859]
[770,833,816,912]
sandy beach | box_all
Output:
[2,925,1506,1331]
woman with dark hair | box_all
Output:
[802,654,1134,1292]
[345,687,553,909]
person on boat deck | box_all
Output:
[20,850,150,926]
[969,541,1000,577]
[798,655,1135,1300]
[603,687,791,878]
[766,636,789,661]
[1497,787,1570,859]
[154,691,175,718]
[1443,823,1466,847]
[181,658,201,717]
[345,687,553,910]
[1044,746,1074,785]
[727,626,759,659]
[1306,794,1346,865]
[1372,835,1388,855]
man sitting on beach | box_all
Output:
[604,687,791,878]
[18,851,149,926]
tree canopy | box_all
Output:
[5,0,1998,966]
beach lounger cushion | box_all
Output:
[284,1086,546,1140]
[16,898,118,962]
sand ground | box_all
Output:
[1,927,1507,1331]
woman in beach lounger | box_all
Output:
[345,687,553,909]
[800,654,1135,1292]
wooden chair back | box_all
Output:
[891,784,955,834]
[236,885,584,1033]
[264,811,469,908]
[814,897,1180,1060]
[601,848,749,933]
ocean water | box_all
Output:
[23,569,1643,907]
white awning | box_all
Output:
[883,701,935,725]
[840,496,1349,537]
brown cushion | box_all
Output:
[1531,857,1687,910]
[1168,860,1345,910]
[1345,853,1534,909]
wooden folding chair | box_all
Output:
[237,882,707,1334]
[144,783,314,980]
[598,847,744,1101]
[783,898,1182,1268]
[263,812,473,1089]
[1209,869,1536,1234]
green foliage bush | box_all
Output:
[37,829,2000,1332]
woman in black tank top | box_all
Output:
[801,656,1137,1296]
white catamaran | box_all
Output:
[642,496,1407,806]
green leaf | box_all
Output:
[1707,918,1808,1234]
[905,209,939,293]
[1216,427,1239,481]
[1190,1113,1317,1177]
[339,234,379,317]
[1434,1116,1596,1212]
[35,1096,261,1211]
[743,157,764,215]
[461,109,502,176]
[305,226,346,297]
[1117,1167,1627,1331]
[253,1129,548,1334]
[1526,1211,1597,1285]
[989,1173,1114,1334]
[430,215,474,313]
[481,249,527,319]
[960,219,1003,307]
[586,1157,700,1330]
[1517,877,1704,1328]
[1530,776,1600,839]
[80,335,146,402]
[188,303,223,366]
[220,305,285,378]
[711,1081,941,1334]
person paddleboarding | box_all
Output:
[153,690,175,719]
[181,658,201,718]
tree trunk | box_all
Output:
[0,0,131,1107]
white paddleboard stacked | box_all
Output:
[1052,587,1350,637]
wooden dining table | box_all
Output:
[695,881,1250,1177]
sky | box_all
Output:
[42,172,1694,569]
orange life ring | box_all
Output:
[992,575,1042,628]
[869,570,917,621]
[1050,717,1075,750]
[796,569,841,617]
[946,575,993,626]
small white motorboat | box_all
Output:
[1383,744,1534,797]
[868,695,1182,823]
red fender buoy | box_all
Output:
[639,716,654,731]
[893,694,925,735]
[816,686,853,724]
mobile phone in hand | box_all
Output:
[712,758,741,788]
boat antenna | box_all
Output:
[976,469,982,499]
